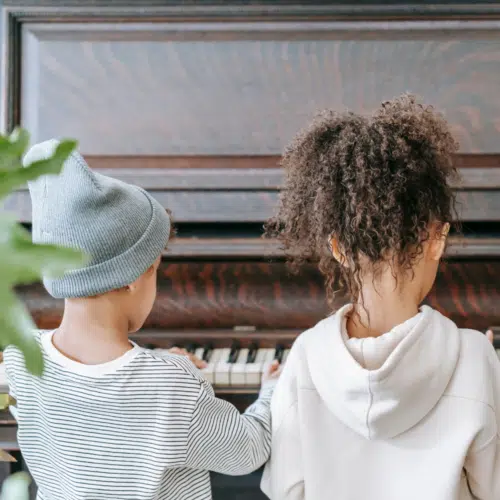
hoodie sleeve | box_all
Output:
[261,342,305,500]
[464,342,500,499]
[184,378,275,476]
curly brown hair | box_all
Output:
[265,94,460,306]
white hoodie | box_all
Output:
[261,305,500,500]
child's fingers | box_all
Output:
[168,347,186,355]
[187,353,207,369]
[262,360,282,383]
[268,360,280,374]
[168,347,207,369]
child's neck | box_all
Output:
[347,281,420,339]
[53,299,133,365]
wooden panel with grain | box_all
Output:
[165,237,500,259]
[11,20,500,155]
[4,187,500,223]
[17,260,500,332]
[10,162,500,190]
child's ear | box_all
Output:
[429,222,449,261]
[329,236,348,267]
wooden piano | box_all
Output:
[1,1,500,498]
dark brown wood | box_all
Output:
[2,190,277,223]
[17,260,500,332]
[86,156,281,172]
[3,8,500,153]
[165,237,500,259]
[4,1,500,20]
[0,426,19,451]
[5,187,500,223]
[21,157,500,190]
[131,330,301,350]
[18,26,500,154]
[86,153,500,173]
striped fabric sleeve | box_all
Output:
[185,379,274,476]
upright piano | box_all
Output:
[1,1,500,498]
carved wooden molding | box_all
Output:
[3,1,500,19]
[164,236,500,259]
[11,160,500,190]
[4,186,500,223]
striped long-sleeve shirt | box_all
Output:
[4,330,274,500]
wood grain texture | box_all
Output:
[20,159,500,190]
[4,187,500,223]
[11,21,500,154]
[17,260,500,332]
[164,237,500,259]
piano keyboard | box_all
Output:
[153,344,290,389]
[0,331,495,395]
[0,344,290,395]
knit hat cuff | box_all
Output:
[44,189,170,298]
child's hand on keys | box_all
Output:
[168,347,207,369]
[262,360,282,385]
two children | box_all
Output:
[4,139,279,500]
[6,94,499,500]
[261,95,500,499]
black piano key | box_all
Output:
[202,343,213,362]
[228,341,240,363]
[186,343,198,354]
[247,343,258,363]
[274,344,285,364]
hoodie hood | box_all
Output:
[305,304,461,440]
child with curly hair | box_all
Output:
[261,95,500,500]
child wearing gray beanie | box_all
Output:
[4,140,280,500]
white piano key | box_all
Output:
[214,348,232,386]
[194,347,205,363]
[230,348,249,386]
[246,348,272,386]
[201,348,223,384]
[261,348,277,378]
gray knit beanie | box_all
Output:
[25,139,171,298]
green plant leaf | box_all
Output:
[0,292,43,376]
[0,129,30,172]
[0,216,86,285]
[0,471,31,500]
[0,129,82,378]
[0,139,78,199]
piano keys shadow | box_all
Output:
[211,468,267,500]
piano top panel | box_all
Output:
[3,5,500,154]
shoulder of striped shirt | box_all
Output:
[135,349,212,389]
[5,332,210,391]
[4,330,50,362]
